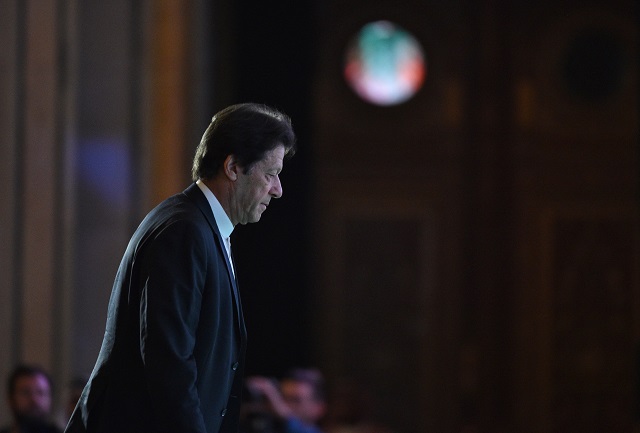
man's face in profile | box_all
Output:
[230,145,285,225]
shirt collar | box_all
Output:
[196,179,234,239]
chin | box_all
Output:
[241,216,261,225]
[252,211,265,222]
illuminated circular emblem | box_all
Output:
[344,20,426,106]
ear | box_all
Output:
[223,154,239,181]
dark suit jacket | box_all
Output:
[65,184,247,433]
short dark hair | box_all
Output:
[192,103,297,181]
[7,364,53,397]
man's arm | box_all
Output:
[138,219,209,433]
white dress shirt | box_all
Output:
[196,179,235,275]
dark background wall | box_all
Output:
[216,1,640,432]
[215,0,318,376]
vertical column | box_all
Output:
[0,0,20,426]
[21,0,60,368]
[150,0,191,205]
[56,0,79,416]
[0,0,73,424]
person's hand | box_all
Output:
[245,376,294,418]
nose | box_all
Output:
[271,175,283,199]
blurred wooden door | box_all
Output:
[312,1,639,432]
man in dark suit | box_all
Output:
[65,103,297,433]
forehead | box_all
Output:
[15,374,50,390]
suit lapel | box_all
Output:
[228,249,248,347]
[183,184,246,343]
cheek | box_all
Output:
[251,184,269,202]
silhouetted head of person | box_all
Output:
[6,364,53,426]
[281,368,327,425]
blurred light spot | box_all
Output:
[344,20,426,106]
[78,138,131,207]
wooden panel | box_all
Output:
[549,216,636,432]
[513,3,638,140]
[511,3,639,429]
[313,1,639,433]
[22,0,59,368]
[0,0,19,427]
[342,218,424,433]
[313,185,448,432]
[150,0,191,204]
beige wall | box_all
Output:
[0,0,72,424]
[0,0,201,426]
